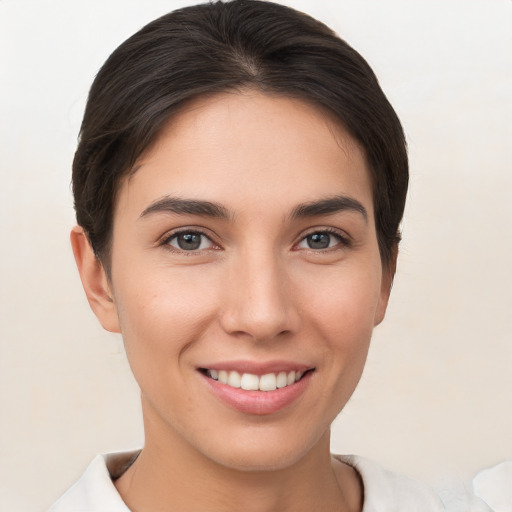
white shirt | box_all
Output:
[473,460,512,512]
[48,451,491,511]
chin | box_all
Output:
[209,445,310,473]
[198,424,331,473]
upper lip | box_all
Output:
[198,360,314,376]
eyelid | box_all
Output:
[158,227,221,252]
[293,227,352,250]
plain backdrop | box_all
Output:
[1,1,511,510]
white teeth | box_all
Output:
[206,369,309,391]
[241,373,259,390]
[259,373,277,391]
[228,371,241,388]
[276,371,288,388]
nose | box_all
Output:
[219,249,300,342]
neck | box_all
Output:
[115,402,362,512]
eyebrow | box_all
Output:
[140,197,230,220]
[139,194,367,223]
[290,195,368,222]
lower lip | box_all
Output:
[201,371,312,415]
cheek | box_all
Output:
[112,268,220,370]
[299,259,382,390]
[301,259,383,338]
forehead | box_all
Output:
[116,91,374,220]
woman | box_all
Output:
[48,1,486,510]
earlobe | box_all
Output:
[374,251,397,327]
[70,226,121,333]
[374,281,391,327]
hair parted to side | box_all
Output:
[73,0,408,272]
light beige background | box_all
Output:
[1,0,511,510]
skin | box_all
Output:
[71,91,394,512]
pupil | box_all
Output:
[308,233,330,249]
[178,233,201,250]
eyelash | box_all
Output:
[294,228,351,252]
[160,227,350,254]
[160,229,219,253]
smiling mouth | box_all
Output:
[199,368,314,392]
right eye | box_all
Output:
[165,231,215,251]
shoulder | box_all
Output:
[47,451,139,512]
[473,459,512,511]
[336,454,492,512]
[337,454,445,512]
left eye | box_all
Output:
[297,231,344,250]
[166,231,214,251]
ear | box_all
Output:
[70,226,121,333]
[374,248,397,327]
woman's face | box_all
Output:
[100,91,391,470]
